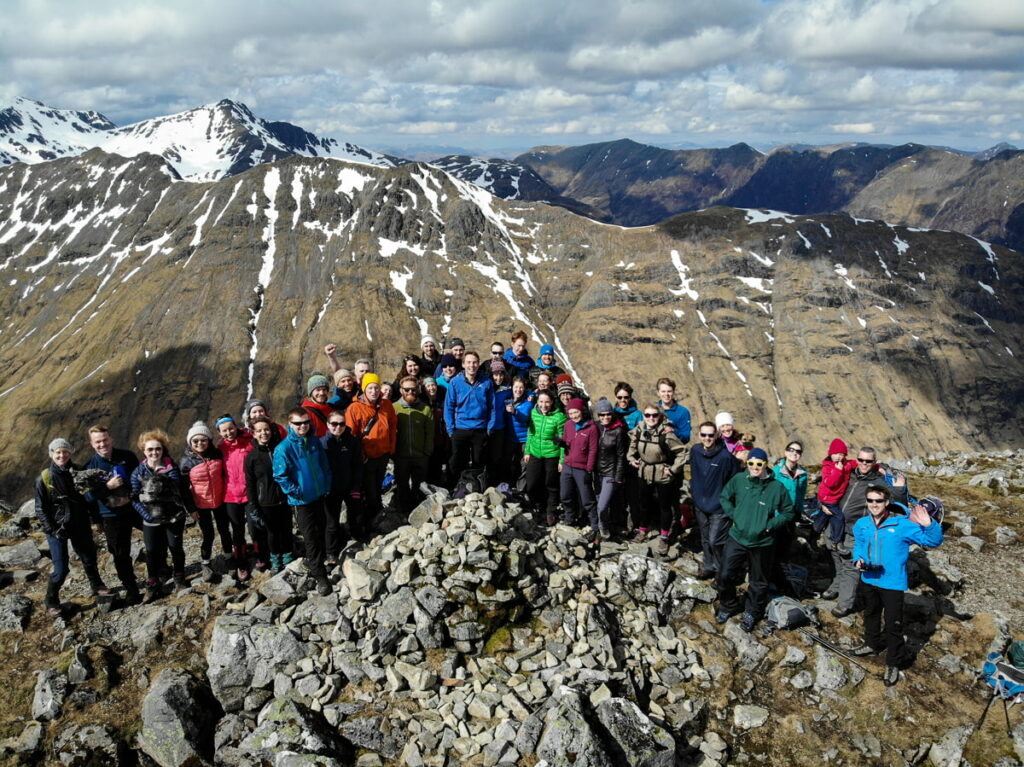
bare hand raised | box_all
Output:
[909,503,931,526]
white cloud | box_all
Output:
[831,122,877,134]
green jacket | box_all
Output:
[393,398,434,459]
[720,471,796,548]
[524,406,567,459]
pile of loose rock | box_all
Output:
[194,487,719,766]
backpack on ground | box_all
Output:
[982,651,1024,703]
[766,596,818,630]
[452,468,486,500]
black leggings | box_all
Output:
[224,502,249,551]
[142,519,185,581]
[525,455,560,515]
[195,505,232,560]
[636,481,674,534]
[262,504,293,558]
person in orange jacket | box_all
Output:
[345,372,397,520]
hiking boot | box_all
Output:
[696,569,716,581]
[236,567,251,583]
[654,536,670,555]
[173,573,189,590]
[883,666,900,687]
[632,529,648,543]
[715,607,736,625]
[545,512,557,526]
[600,529,611,541]
[143,581,161,604]
[201,562,217,583]
[315,577,333,597]
[740,613,757,633]
[851,644,882,657]
[254,557,270,572]
[830,606,855,619]
[123,588,142,607]
[819,589,838,600]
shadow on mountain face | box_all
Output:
[0,345,226,505]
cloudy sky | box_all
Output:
[4,0,1024,155]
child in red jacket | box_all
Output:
[817,438,858,542]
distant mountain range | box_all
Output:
[2,97,1022,250]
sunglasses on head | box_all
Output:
[746,460,765,467]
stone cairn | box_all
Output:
[198,487,715,767]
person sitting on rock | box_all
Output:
[83,425,141,604]
[817,438,858,547]
[36,438,111,617]
[824,447,908,618]
[273,408,333,595]
[715,447,796,632]
[851,485,942,686]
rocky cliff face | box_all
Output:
[0,151,1021,499]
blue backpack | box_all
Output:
[982,649,1024,702]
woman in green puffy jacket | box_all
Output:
[516,390,566,524]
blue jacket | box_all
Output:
[490,384,512,433]
[772,459,808,510]
[853,513,943,591]
[84,448,139,518]
[614,400,643,430]
[506,396,532,443]
[502,349,535,380]
[689,441,741,514]
[658,400,691,443]
[273,427,332,505]
[443,372,493,433]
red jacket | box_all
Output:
[184,454,225,509]
[818,458,858,504]
[562,418,599,472]
[219,431,253,503]
[302,398,334,438]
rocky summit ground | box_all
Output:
[0,454,1023,767]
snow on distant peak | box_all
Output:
[0,97,115,164]
[430,155,527,199]
[0,97,403,182]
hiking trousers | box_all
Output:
[827,535,860,612]
[293,499,327,581]
[361,455,389,516]
[861,582,906,667]
[101,510,138,593]
[142,519,186,581]
[559,466,596,526]
[450,428,487,483]
[694,506,731,576]
[195,504,232,560]
[262,503,293,559]
[595,476,620,532]
[46,514,102,589]
[635,480,674,535]
[716,537,774,620]
[394,456,428,514]
[524,456,560,517]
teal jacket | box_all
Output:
[720,471,796,548]
[272,427,331,505]
[772,459,808,510]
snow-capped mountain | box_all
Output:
[430,154,609,220]
[0,97,115,165]
[0,98,404,181]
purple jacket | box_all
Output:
[561,418,598,472]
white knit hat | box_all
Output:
[715,412,734,429]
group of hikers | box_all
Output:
[34,331,943,685]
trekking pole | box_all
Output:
[796,628,872,674]
[974,690,996,733]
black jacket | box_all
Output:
[35,461,96,536]
[322,427,364,497]
[244,444,287,511]
[596,419,628,482]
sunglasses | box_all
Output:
[400,387,416,392]
[746,460,765,467]
[290,420,311,427]
[857,458,874,464]
[328,421,345,427]
[643,413,660,419]
[491,350,502,355]
[191,436,209,442]
[786,447,803,454]
[615,395,630,400]
[699,432,716,438]
[866,498,887,504]
[597,413,613,417]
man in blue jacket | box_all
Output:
[851,486,942,686]
[689,422,741,580]
[655,377,691,444]
[443,351,493,482]
[274,407,333,595]
[84,425,141,603]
